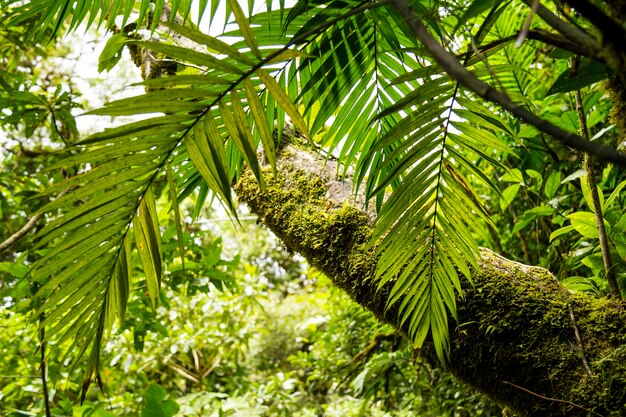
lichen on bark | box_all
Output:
[234,145,626,417]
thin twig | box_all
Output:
[388,0,626,166]
[0,189,69,254]
[40,315,51,417]
[343,332,399,368]
[516,0,539,47]
[511,29,595,58]
[337,332,399,388]
[518,0,598,51]
[568,303,593,376]
[570,60,621,298]
[0,213,43,254]
[457,30,597,65]
[469,39,505,92]
[503,380,605,416]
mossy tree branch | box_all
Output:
[234,146,626,417]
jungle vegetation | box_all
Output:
[1,0,626,415]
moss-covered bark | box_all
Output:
[234,147,626,417]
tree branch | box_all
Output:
[0,188,69,254]
[562,0,626,47]
[568,303,593,376]
[525,29,596,58]
[387,0,626,166]
[234,145,626,416]
[519,0,598,50]
[502,381,605,417]
[0,212,43,254]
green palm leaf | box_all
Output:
[274,0,517,361]
[28,129,180,384]
[13,0,592,382]
[8,0,194,40]
[19,10,322,394]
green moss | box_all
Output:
[443,259,626,416]
[603,77,626,148]
[234,163,376,300]
[597,3,626,150]
[236,156,626,417]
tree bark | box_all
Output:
[234,145,626,417]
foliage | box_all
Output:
[1,0,626,412]
[0,215,500,416]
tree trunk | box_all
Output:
[234,145,626,417]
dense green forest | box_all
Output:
[1,0,626,415]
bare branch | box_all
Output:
[0,212,43,254]
[525,29,597,57]
[519,0,598,50]
[563,0,626,47]
[502,381,605,417]
[568,303,593,376]
[0,189,69,254]
[388,0,626,166]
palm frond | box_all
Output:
[24,8,320,392]
[273,0,517,360]
[9,0,184,40]
[19,0,573,375]
[29,125,181,379]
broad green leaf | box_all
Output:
[500,184,521,211]
[500,168,523,183]
[580,174,604,210]
[142,384,180,417]
[560,111,579,134]
[550,225,576,241]
[562,276,600,294]
[544,171,562,199]
[581,254,605,276]
[566,212,607,239]
[512,206,555,234]
[603,179,626,211]
[0,262,28,278]
[525,169,543,190]
[561,169,587,184]
[614,233,626,264]
[98,33,126,72]
[548,48,575,60]
[613,213,626,233]
[546,59,610,96]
